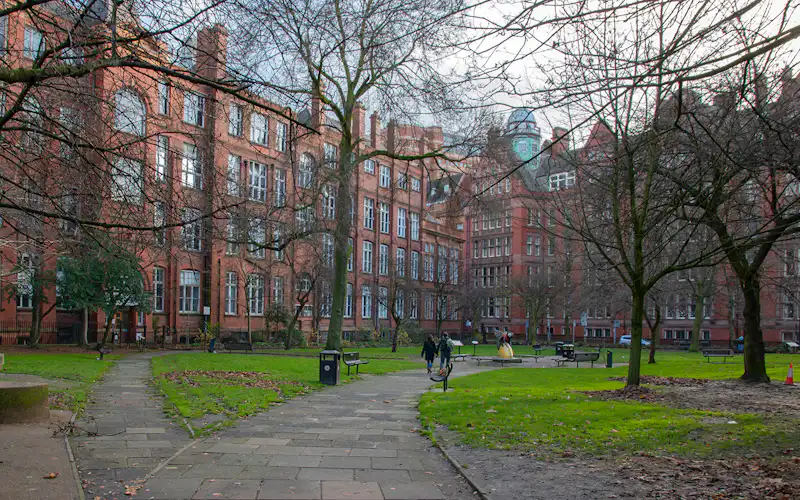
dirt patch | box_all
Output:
[608,375,711,386]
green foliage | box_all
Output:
[420,351,800,458]
[58,238,152,317]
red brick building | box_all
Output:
[0,13,464,344]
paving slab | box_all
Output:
[322,480,383,499]
[380,481,447,499]
[193,479,261,499]
[257,479,320,499]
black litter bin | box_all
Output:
[554,342,565,356]
[319,350,340,386]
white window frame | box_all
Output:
[396,248,406,277]
[345,283,353,318]
[379,202,390,233]
[397,208,407,238]
[411,251,419,280]
[274,169,286,207]
[379,244,389,275]
[361,285,372,318]
[250,112,268,145]
[179,270,201,313]
[364,159,375,174]
[248,219,266,259]
[272,276,284,307]
[23,27,43,60]
[364,198,375,230]
[248,161,267,202]
[183,92,205,127]
[181,142,202,190]
[227,154,241,196]
[410,212,420,241]
[225,272,237,315]
[276,122,287,152]
[153,267,165,312]
[298,153,314,188]
[411,176,421,192]
[362,241,373,273]
[155,135,168,182]
[379,165,391,188]
[181,208,203,251]
[378,287,389,318]
[229,104,243,136]
[111,157,143,203]
[158,82,170,115]
[247,274,265,316]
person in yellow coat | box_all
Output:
[497,329,514,358]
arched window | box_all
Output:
[298,153,315,188]
[114,88,146,136]
[296,274,312,293]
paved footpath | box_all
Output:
[71,352,192,498]
[73,354,491,499]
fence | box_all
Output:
[0,320,90,345]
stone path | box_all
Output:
[70,352,192,498]
[72,353,496,499]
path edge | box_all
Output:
[430,427,491,500]
[64,412,85,500]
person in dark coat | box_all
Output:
[438,333,453,373]
[421,335,438,374]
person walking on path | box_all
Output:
[421,335,438,374]
[438,333,453,374]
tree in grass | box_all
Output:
[226,0,482,350]
[57,238,152,350]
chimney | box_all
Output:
[370,112,381,149]
[311,83,326,129]
[196,24,228,81]
[352,102,366,143]
[551,127,570,157]
[387,119,397,154]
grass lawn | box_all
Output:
[152,352,419,434]
[1,351,121,412]
[420,351,800,459]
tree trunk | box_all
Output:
[626,292,645,386]
[531,313,541,345]
[728,293,736,350]
[689,293,705,352]
[29,263,43,346]
[247,310,252,344]
[82,307,89,346]
[97,314,114,351]
[647,307,660,364]
[325,140,354,352]
[740,276,770,382]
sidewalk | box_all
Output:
[70,352,192,499]
[0,410,79,500]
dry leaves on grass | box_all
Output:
[607,375,710,386]
[157,370,307,392]
[583,385,667,403]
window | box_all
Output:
[226,216,238,255]
[347,237,354,271]
[379,165,391,188]
[250,112,268,145]
[362,241,373,273]
[397,208,407,238]
[247,275,265,315]
[363,198,375,230]
[114,88,146,136]
[345,284,353,317]
[16,254,33,308]
[296,206,313,232]
[23,27,43,59]
[181,142,202,189]
[227,154,241,196]
[276,122,287,152]
[526,235,533,255]
[548,235,555,256]
[424,294,434,319]
[409,291,418,319]
[437,246,447,282]
[0,15,7,56]
[158,82,170,115]
[450,248,459,284]
[411,251,419,280]
[379,202,390,233]
[298,153,314,188]
[549,171,576,191]
[379,244,389,275]
[548,210,555,228]
[273,225,284,260]
[153,202,166,246]
[324,143,338,168]
[156,135,169,182]
[378,287,389,318]
[396,248,406,277]
[505,210,511,227]
[248,219,266,258]
[395,289,405,318]
[322,234,334,267]
[225,272,237,315]
[274,169,286,207]
[424,243,435,281]
[364,159,375,174]
[474,241,480,259]
[535,235,541,256]
[410,212,420,240]
[229,104,243,136]
[784,291,795,319]
[181,208,203,251]
[153,267,165,312]
[183,92,205,127]
[397,172,408,190]
[323,186,336,219]
[411,176,421,192]
[362,286,372,318]
[504,236,511,256]
[179,270,201,313]
[273,277,284,307]
[111,157,143,203]
[248,162,267,202]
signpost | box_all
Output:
[547,319,551,343]
[572,320,576,344]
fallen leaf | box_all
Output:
[43,472,59,479]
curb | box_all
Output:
[432,434,491,500]
[63,412,85,500]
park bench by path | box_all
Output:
[452,353,470,362]
[342,351,369,375]
[97,346,113,360]
[517,354,542,363]
[532,344,543,355]
[224,342,253,354]
[702,348,735,363]
[430,363,454,392]
[572,351,600,367]
[551,357,569,367]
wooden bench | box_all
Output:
[517,354,542,363]
[430,363,453,392]
[342,352,369,375]
[224,342,253,354]
[452,353,470,362]
[97,346,113,360]
[702,349,735,363]
[572,351,600,367]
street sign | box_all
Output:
[614,320,621,328]
[580,312,588,327]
